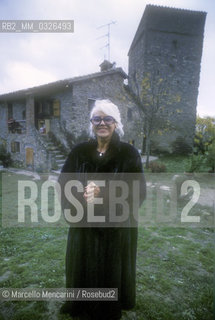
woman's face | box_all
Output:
[92,111,116,140]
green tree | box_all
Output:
[194,116,215,154]
[206,140,215,172]
[189,116,215,172]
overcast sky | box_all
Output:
[0,0,214,117]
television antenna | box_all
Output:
[97,21,116,61]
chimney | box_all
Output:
[99,60,116,72]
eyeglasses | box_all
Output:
[90,116,116,126]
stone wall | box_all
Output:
[5,127,50,171]
[0,103,8,141]
[0,99,51,170]
[46,73,143,152]
[12,101,25,120]
[128,6,206,153]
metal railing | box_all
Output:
[8,119,26,134]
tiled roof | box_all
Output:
[0,67,127,101]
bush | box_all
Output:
[206,141,215,172]
[0,144,12,167]
[171,136,193,155]
[187,154,207,173]
[149,161,166,172]
[188,116,215,172]
[194,116,215,154]
[13,160,24,169]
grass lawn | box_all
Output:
[150,155,192,173]
[145,154,212,173]
[0,168,214,320]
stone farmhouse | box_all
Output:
[0,64,141,171]
[0,5,206,171]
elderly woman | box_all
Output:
[59,99,146,320]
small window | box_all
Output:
[8,103,13,120]
[11,141,20,153]
[53,100,60,117]
[22,110,26,119]
[38,101,43,114]
[88,99,96,111]
[172,40,178,49]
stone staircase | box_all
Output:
[41,135,67,172]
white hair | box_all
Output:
[89,99,124,138]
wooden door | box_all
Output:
[45,119,50,133]
[26,148,34,166]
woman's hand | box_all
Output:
[83,181,100,203]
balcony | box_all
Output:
[8,119,26,134]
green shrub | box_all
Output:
[13,160,24,169]
[149,161,166,172]
[194,116,215,154]
[205,141,215,172]
[0,144,12,167]
[187,154,207,173]
[171,136,193,155]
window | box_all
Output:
[11,141,20,153]
[22,110,26,119]
[38,101,43,114]
[53,100,60,117]
[172,40,178,49]
[36,100,52,117]
[43,101,52,116]
[88,99,96,111]
[8,103,13,119]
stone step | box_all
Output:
[57,163,64,170]
[56,162,65,166]
[50,150,61,155]
[47,146,58,151]
[47,145,56,149]
[56,159,65,164]
[39,134,66,172]
[55,154,65,159]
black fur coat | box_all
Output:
[58,132,146,319]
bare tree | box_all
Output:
[125,70,180,168]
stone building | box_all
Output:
[0,65,142,171]
[128,5,206,153]
[0,5,207,170]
